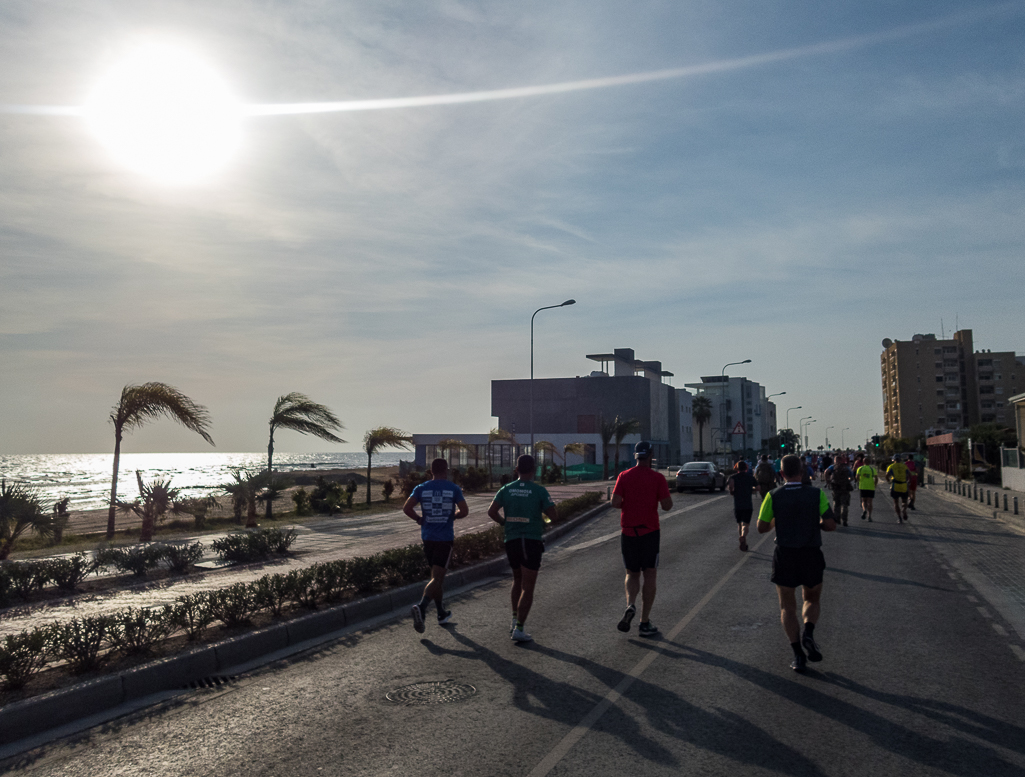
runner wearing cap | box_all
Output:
[403,458,469,633]
[612,440,673,637]
[886,454,910,523]
[487,454,558,643]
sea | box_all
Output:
[0,452,410,512]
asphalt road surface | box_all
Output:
[5,485,1025,777]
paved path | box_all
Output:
[7,484,1025,776]
[0,482,603,638]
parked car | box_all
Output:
[675,462,726,492]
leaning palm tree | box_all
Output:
[599,414,617,481]
[363,428,413,504]
[562,442,588,483]
[612,417,641,476]
[0,480,54,560]
[487,428,517,486]
[266,393,345,517]
[692,396,713,459]
[436,438,471,464]
[107,383,214,539]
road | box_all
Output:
[5,484,1025,776]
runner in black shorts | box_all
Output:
[403,458,469,633]
[757,454,836,672]
[727,461,758,552]
[621,530,660,574]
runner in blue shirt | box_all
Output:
[403,458,469,633]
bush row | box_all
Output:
[0,528,302,607]
[0,492,603,692]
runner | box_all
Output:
[906,457,919,511]
[487,454,558,643]
[886,454,910,523]
[727,460,758,551]
[757,454,837,672]
[403,458,469,634]
[823,455,854,526]
[754,454,776,499]
[856,456,878,522]
[612,441,673,637]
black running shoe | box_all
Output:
[617,604,636,632]
[909,503,916,510]
[860,511,866,520]
[802,633,822,662]
[791,653,808,672]
[638,621,659,638]
[437,608,452,625]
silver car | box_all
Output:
[676,462,726,493]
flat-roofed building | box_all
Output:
[974,351,1025,424]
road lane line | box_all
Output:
[527,529,773,777]
[1010,644,1025,662]
[992,623,1008,636]
[559,496,727,554]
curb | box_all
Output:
[0,500,610,747]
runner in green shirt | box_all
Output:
[487,454,557,643]
[856,458,878,522]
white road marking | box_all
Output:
[992,623,1008,636]
[1010,644,1025,662]
[527,529,772,777]
[559,496,727,554]
[977,607,993,619]
[966,595,979,603]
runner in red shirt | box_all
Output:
[611,441,673,637]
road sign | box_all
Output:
[731,422,746,435]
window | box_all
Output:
[996,387,1004,394]
[937,404,945,410]
[946,402,960,410]
[934,348,942,354]
[996,374,1002,380]
[980,386,994,394]
[935,362,943,368]
[982,402,994,409]
[936,390,944,396]
[943,346,957,353]
[978,359,993,367]
[936,376,944,383]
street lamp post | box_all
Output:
[841,427,849,449]
[866,429,874,450]
[530,299,575,450]
[825,426,835,448]
[806,420,816,450]
[800,416,813,451]
[720,359,751,455]
[784,406,802,454]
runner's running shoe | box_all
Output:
[638,621,660,638]
[411,604,425,634]
[511,628,533,643]
[437,609,452,625]
[617,604,636,632]
[791,654,808,672]
[802,633,822,662]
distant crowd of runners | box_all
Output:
[399,442,926,674]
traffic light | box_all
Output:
[871,435,881,448]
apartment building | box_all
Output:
[683,376,777,456]
[974,350,1025,424]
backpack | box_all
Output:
[831,464,853,493]
[755,462,775,484]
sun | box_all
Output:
[84,42,242,184]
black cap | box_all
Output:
[634,441,653,457]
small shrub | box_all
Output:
[315,561,348,603]
[265,527,298,555]
[346,556,380,594]
[252,574,290,617]
[459,466,489,492]
[0,565,11,607]
[382,479,395,502]
[292,488,312,516]
[161,542,204,573]
[378,546,428,585]
[0,628,49,690]
[310,477,345,514]
[210,534,254,565]
[96,544,165,577]
[345,479,357,508]
[6,561,50,600]
[51,615,113,674]
[212,529,294,564]
[110,607,173,656]
[169,594,215,640]
[47,554,96,591]
[399,469,431,497]
[209,583,258,627]
[283,568,320,610]
[548,491,602,526]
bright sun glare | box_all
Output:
[85,42,242,184]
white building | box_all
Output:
[684,376,777,457]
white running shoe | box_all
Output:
[411,604,425,634]
[511,627,533,643]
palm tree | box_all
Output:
[562,442,588,483]
[116,471,182,542]
[223,468,264,527]
[692,396,713,459]
[266,393,345,517]
[612,417,641,476]
[0,481,54,560]
[533,440,557,474]
[363,428,413,504]
[599,414,617,481]
[437,438,471,466]
[487,428,516,486]
[107,383,214,540]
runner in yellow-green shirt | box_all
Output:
[886,454,910,524]
[856,457,878,522]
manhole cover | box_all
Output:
[386,680,477,706]
[184,675,237,689]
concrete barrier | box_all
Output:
[122,647,218,700]
[0,675,124,745]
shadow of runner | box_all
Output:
[828,567,953,592]
[673,645,1025,776]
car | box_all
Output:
[675,462,726,493]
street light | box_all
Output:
[720,359,751,454]
[800,416,812,452]
[530,299,575,450]
[786,406,802,431]
[841,427,849,449]
[806,419,816,450]
[825,426,835,448]
[866,429,874,450]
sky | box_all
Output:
[1,0,1023,455]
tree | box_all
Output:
[117,472,181,542]
[223,468,264,527]
[266,393,345,518]
[692,396,713,459]
[599,414,617,481]
[107,383,214,539]
[612,417,641,476]
[534,440,557,470]
[487,428,516,487]
[562,442,588,483]
[363,428,413,504]
[0,481,53,560]
[176,494,219,530]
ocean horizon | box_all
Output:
[0,451,411,512]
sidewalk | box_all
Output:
[0,481,603,638]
